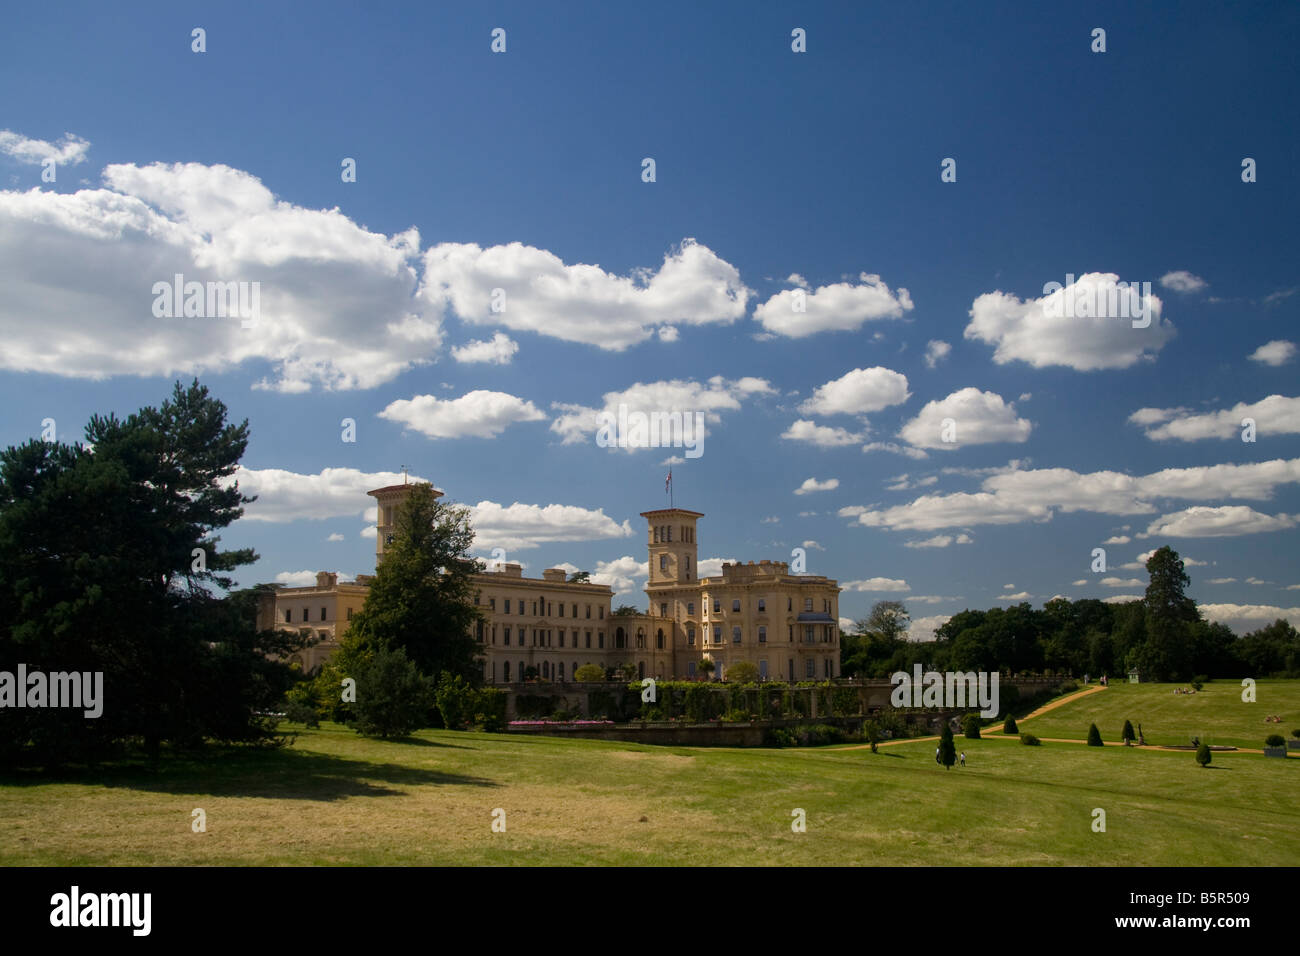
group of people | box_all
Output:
[1173,686,1197,695]
[1263,714,1285,723]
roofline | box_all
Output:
[639,508,705,518]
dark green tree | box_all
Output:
[938,723,956,769]
[343,483,482,684]
[0,380,291,764]
[962,714,981,738]
[1122,719,1136,743]
[350,646,434,738]
[1087,723,1103,746]
[1141,546,1199,681]
[1003,715,1018,735]
[1195,741,1211,767]
[567,570,591,583]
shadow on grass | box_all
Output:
[0,746,498,801]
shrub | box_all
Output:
[1122,719,1135,742]
[1292,728,1300,739]
[1003,715,1018,735]
[1266,734,1285,748]
[961,714,981,739]
[1193,674,1210,685]
[1020,733,1041,746]
[1191,680,1203,692]
[350,646,434,738]
[1196,742,1211,767]
[799,724,845,747]
[1057,680,1079,694]
[1087,723,1103,747]
[283,700,320,728]
[864,720,881,753]
[726,660,758,684]
[573,663,605,682]
[767,727,797,748]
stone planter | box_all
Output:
[1263,746,1288,758]
[1287,739,1300,751]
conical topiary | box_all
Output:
[1087,723,1103,747]
[1003,715,1018,735]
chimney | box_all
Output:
[542,568,567,583]
[316,571,338,589]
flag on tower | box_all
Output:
[665,468,672,493]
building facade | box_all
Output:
[268,484,841,682]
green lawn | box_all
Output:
[1007,679,1300,750]
[2,717,1297,865]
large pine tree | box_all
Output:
[0,380,289,763]
[1141,546,1199,681]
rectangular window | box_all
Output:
[687,626,695,646]
[666,526,672,542]
[321,607,327,621]
[804,598,813,611]
[586,605,591,619]
[759,660,768,680]
[504,626,511,645]
[660,603,668,618]
[732,599,740,612]
[757,598,765,612]
[559,631,565,647]
[660,554,668,571]
[713,599,720,613]
[504,599,511,614]
[687,661,697,678]
[599,607,604,620]
[559,662,565,681]
[346,607,353,621]
[585,631,591,648]
[789,625,794,642]
[598,631,605,649]
[824,659,831,678]
[759,626,767,643]
[806,658,815,678]
[547,602,553,616]
[732,626,741,644]
[712,625,722,643]
[559,603,564,618]
[571,604,577,617]
[788,597,793,612]
[489,598,496,611]
[687,601,695,615]
[302,608,308,622]
[503,662,511,682]
[805,625,814,643]
[284,609,291,623]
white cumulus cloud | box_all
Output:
[753,272,913,338]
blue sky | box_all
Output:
[2,1,1298,638]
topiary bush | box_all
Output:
[938,724,956,768]
[962,714,981,739]
[1003,715,1018,735]
[1020,733,1041,746]
[1266,734,1286,748]
[1196,741,1211,767]
[1122,719,1135,742]
[1087,723,1103,747]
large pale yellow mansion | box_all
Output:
[262,481,842,683]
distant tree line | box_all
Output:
[841,547,1300,683]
